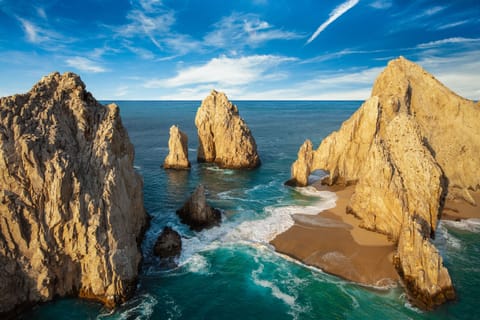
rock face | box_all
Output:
[176,185,221,231]
[0,72,148,315]
[195,90,260,169]
[153,227,182,260]
[163,125,190,169]
[289,57,480,309]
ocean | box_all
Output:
[22,101,479,320]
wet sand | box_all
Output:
[442,190,480,221]
[271,185,399,287]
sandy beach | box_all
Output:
[442,191,480,221]
[272,183,480,288]
[271,185,399,287]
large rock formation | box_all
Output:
[289,57,479,309]
[0,72,148,315]
[163,125,190,169]
[195,90,260,169]
[176,185,221,231]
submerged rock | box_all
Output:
[163,125,190,169]
[153,227,182,268]
[0,72,148,315]
[195,90,260,169]
[288,57,480,309]
[176,185,221,231]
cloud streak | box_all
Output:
[204,13,303,50]
[65,57,107,73]
[306,0,359,44]
[417,37,480,49]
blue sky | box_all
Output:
[0,0,479,100]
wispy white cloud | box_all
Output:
[118,9,175,49]
[138,0,163,12]
[301,48,387,64]
[436,20,471,30]
[145,54,296,88]
[17,17,57,44]
[114,85,130,97]
[408,5,447,22]
[424,6,445,16]
[417,37,480,49]
[204,13,303,49]
[417,50,480,100]
[370,0,392,10]
[65,56,107,73]
[306,0,359,44]
[36,6,47,19]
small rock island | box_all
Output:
[176,185,221,231]
[163,125,191,170]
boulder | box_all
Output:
[0,72,148,315]
[195,90,260,169]
[153,226,182,268]
[287,57,480,309]
[163,125,190,169]
[176,185,221,231]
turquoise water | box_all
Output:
[22,101,479,319]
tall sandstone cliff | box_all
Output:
[290,57,479,309]
[195,90,260,169]
[0,72,148,315]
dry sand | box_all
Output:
[271,185,399,287]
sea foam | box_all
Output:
[442,218,480,233]
[226,188,337,243]
[177,185,337,271]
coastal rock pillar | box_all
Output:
[164,125,191,169]
[195,90,260,169]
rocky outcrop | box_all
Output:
[195,90,260,169]
[153,227,182,268]
[288,57,480,309]
[176,185,221,231]
[163,125,190,169]
[0,72,147,315]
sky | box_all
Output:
[0,0,479,100]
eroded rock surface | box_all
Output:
[0,72,147,315]
[195,90,260,169]
[176,185,221,231]
[153,226,182,269]
[289,57,480,309]
[153,226,182,258]
[163,125,190,169]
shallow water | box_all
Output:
[22,101,478,319]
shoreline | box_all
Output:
[271,184,480,289]
[442,191,480,221]
[271,184,399,287]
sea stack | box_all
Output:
[176,185,221,231]
[163,125,190,169]
[0,72,148,315]
[195,90,260,169]
[288,57,480,309]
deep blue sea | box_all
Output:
[23,101,479,319]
